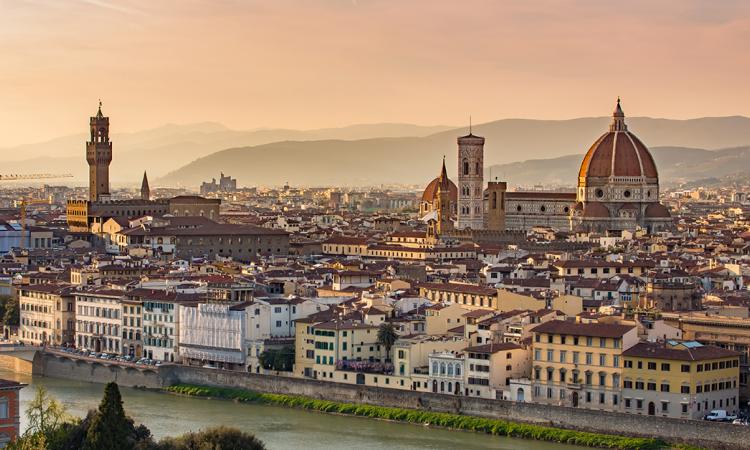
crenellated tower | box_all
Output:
[87,101,112,202]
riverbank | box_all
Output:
[32,351,746,449]
[4,369,577,450]
[165,384,667,450]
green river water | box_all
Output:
[0,369,587,450]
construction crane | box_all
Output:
[0,173,73,181]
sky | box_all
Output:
[1,0,749,147]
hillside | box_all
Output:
[0,122,452,182]
[159,116,750,187]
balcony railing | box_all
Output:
[336,360,393,375]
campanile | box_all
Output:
[87,101,112,201]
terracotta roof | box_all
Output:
[465,342,523,354]
[531,320,635,338]
[623,341,739,361]
[578,103,658,180]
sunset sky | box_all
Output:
[1,0,749,147]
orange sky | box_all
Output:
[1,0,749,147]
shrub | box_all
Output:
[166,384,667,450]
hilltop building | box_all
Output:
[200,173,238,195]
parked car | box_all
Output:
[705,410,737,422]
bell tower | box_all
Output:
[87,101,112,202]
[457,122,485,230]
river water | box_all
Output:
[1,370,584,450]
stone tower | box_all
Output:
[141,171,150,201]
[486,180,507,231]
[457,130,485,229]
[87,101,112,202]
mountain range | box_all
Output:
[0,122,451,183]
[2,116,750,188]
[159,116,750,187]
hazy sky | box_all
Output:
[1,0,749,147]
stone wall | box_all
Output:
[33,352,748,449]
[33,352,166,389]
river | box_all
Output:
[1,370,585,450]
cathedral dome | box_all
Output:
[578,99,658,181]
[582,202,610,218]
[422,176,458,203]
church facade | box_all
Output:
[420,100,672,235]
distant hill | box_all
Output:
[159,116,750,187]
[0,122,452,183]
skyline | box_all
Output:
[0,0,749,147]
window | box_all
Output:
[661,402,669,413]
[648,362,657,370]
[661,363,671,371]
[681,385,690,394]
[681,364,691,373]
[624,359,633,369]
[585,353,593,365]
[661,383,670,392]
[0,399,7,419]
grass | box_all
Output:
[165,384,669,449]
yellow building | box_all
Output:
[530,321,638,411]
[622,341,740,419]
[18,284,76,346]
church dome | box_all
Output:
[578,99,658,181]
[422,157,458,203]
[582,202,610,218]
[422,176,458,203]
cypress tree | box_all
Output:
[83,382,133,450]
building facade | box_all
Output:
[622,341,740,419]
[18,284,75,346]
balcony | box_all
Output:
[336,360,393,375]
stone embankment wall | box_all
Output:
[34,352,749,449]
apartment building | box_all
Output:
[622,340,740,419]
[18,284,75,346]
[529,321,638,411]
[75,288,124,354]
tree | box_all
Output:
[3,295,20,327]
[258,347,295,372]
[83,382,135,450]
[377,322,398,362]
[156,426,266,450]
[26,385,68,437]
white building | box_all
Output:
[427,351,465,395]
[178,302,250,370]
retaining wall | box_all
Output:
[34,352,748,449]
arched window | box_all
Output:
[440,362,446,375]
[432,362,438,375]
[447,364,454,376]
[455,364,462,376]
[463,159,469,175]
[475,162,480,175]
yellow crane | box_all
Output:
[0,173,72,249]
[0,173,73,181]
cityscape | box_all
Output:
[1,1,750,450]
